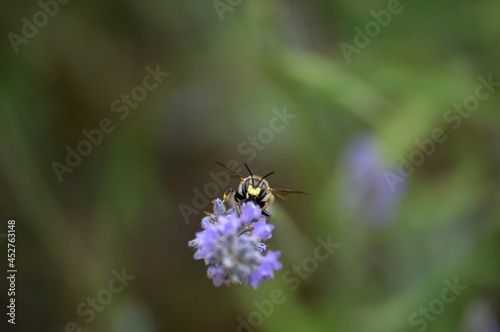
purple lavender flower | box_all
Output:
[341,134,405,227]
[188,199,282,289]
[463,299,500,332]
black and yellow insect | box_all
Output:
[216,162,306,221]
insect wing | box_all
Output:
[215,162,244,180]
[271,188,307,200]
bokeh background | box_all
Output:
[1,1,499,331]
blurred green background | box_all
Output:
[1,0,499,331]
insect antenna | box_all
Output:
[257,171,275,186]
[244,163,254,184]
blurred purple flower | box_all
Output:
[462,299,500,332]
[188,199,282,289]
[341,134,405,227]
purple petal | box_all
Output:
[240,202,262,224]
[252,220,274,241]
[207,266,225,287]
[247,251,282,289]
[218,214,240,234]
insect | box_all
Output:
[216,162,306,221]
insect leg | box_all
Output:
[222,188,236,203]
[262,210,271,222]
[222,188,242,214]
